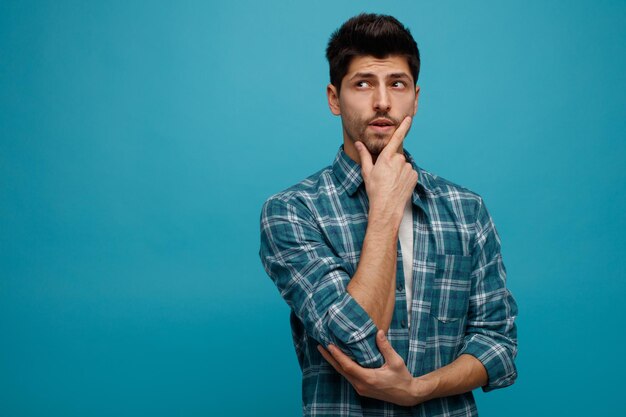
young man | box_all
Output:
[259,13,517,417]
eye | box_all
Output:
[391,81,407,88]
[355,81,370,88]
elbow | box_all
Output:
[320,293,385,368]
[458,333,518,392]
[481,343,518,392]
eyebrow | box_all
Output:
[349,72,412,81]
[388,73,411,80]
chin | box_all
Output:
[365,137,390,154]
[364,142,386,155]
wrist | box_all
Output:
[410,375,438,405]
[368,206,403,232]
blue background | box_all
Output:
[1,1,625,416]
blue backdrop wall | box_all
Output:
[2,1,625,416]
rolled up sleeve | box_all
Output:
[259,196,383,368]
[458,197,518,391]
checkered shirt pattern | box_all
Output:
[259,147,518,417]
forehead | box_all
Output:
[345,55,412,79]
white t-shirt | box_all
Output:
[398,197,414,326]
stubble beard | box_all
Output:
[343,113,399,156]
[359,132,388,156]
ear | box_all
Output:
[412,85,420,116]
[327,84,341,115]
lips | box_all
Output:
[368,118,396,135]
[369,118,395,127]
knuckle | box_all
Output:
[392,154,406,164]
[390,358,403,367]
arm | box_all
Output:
[318,330,487,406]
[456,197,518,391]
[260,196,384,367]
[260,117,417,366]
[317,197,518,403]
[343,210,398,333]
[347,117,417,332]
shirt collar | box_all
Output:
[331,145,437,205]
[331,146,365,196]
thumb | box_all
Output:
[376,330,401,365]
[355,141,373,174]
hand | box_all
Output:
[317,330,428,407]
[356,117,418,222]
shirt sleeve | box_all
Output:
[259,196,384,368]
[457,197,518,392]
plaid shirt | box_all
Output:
[259,147,518,417]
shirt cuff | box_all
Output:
[326,293,384,368]
[458,333,518,392]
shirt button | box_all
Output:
[396,282,404,292]
[401,319,407,328]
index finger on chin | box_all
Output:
[381,116,411,157]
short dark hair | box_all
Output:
[326,13,420,94]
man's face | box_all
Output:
[327,55,420,162]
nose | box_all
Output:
[373,85,391,112]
